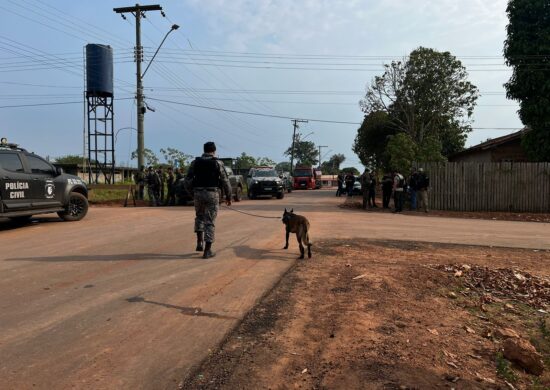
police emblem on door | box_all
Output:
[45,181,55,199]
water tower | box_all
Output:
[85,44,115,184]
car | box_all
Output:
[224,166,245,202]
[174,177,193,205]
[0,139,89,222]
[246,167,284,199]
[174,165,245,205]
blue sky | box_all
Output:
[0,0,521,169]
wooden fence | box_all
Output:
[419,162,550,212]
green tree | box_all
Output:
[54,154,84,164]
[131,148,159,167]
[275,161,291,172]
[256,157,276,166]
[341,167,360,176]
[360,47,478,157]
[386,133,418,173]
[352,111,395,171]
[234,152,257,169]
[321,154,346,174]
[504,0,550,161]
[160,147,192,169]
[285,138,318,167]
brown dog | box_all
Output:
[282,208,312,259]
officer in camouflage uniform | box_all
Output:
[134,165,146,200]
[146,166,161,206]
[185,142,231,259]
[165,167,176,206]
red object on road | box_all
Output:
[293,166,320,190]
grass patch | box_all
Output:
[88,189,130,204]
[496,352,518,383]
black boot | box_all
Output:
[196,232,204,252]
[202,242,215,259]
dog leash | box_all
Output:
[221,205,281,219]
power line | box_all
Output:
[0,97,134,109]
[147,96,359,124]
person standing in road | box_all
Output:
[185,142,232,259]
[381,173,393,209]
[146,166,161,206]
[360,169,369,209]
[336,173,344,197]
[156,167,166,205]
[417,167,430,213]
[134,165,146,200]
[393,170,405,213]
[368,171,377,208]
[408,168,419,211]
[165,167,176,206]
[344,172,355,197]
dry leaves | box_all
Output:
[433,264,550,310]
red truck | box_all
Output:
[293,166,322,190]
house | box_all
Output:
[53,162,138,184]
[449,129,529,163]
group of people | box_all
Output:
[134,166,183,207]
[381,168,430,212]
[336,168,430,213]
[336,172,358,197]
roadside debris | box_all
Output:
[432,264,550,309]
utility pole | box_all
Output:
[114,4,163,170]
[290,119,308,173]
[318,145,328,169]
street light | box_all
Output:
[115,127,137,143]
[135,23,180,170]
[142,24,179,78]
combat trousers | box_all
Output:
[165,188,176,206]
[194,190,219,243]
[368,191,376,207]
[148,186,159,206]
[394,190,404,212]
[418,189,429,212]
[409,189,417,210]
[382,190,391,208]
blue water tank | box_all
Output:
[86,44,113,97]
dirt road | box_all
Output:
[1,190,549,389]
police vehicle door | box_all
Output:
[0,152,32,211]
[24,153,62,208]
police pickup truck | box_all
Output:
[0,139,89,222]
[246,166,285,199]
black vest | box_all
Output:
[192,157,220,187]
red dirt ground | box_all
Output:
[182,240,550,390]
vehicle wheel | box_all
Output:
[234,186,243,202]
[9,215,31,224]
[287,188,292,193]
[58,192,88,221]
[276,191,284,199]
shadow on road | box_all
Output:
[231,245,293,261]
[0,217,61,231]
[126,296,238,320]
[7,253,197,262]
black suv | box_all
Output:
[246,167,284,199]
[0,140,89,222]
